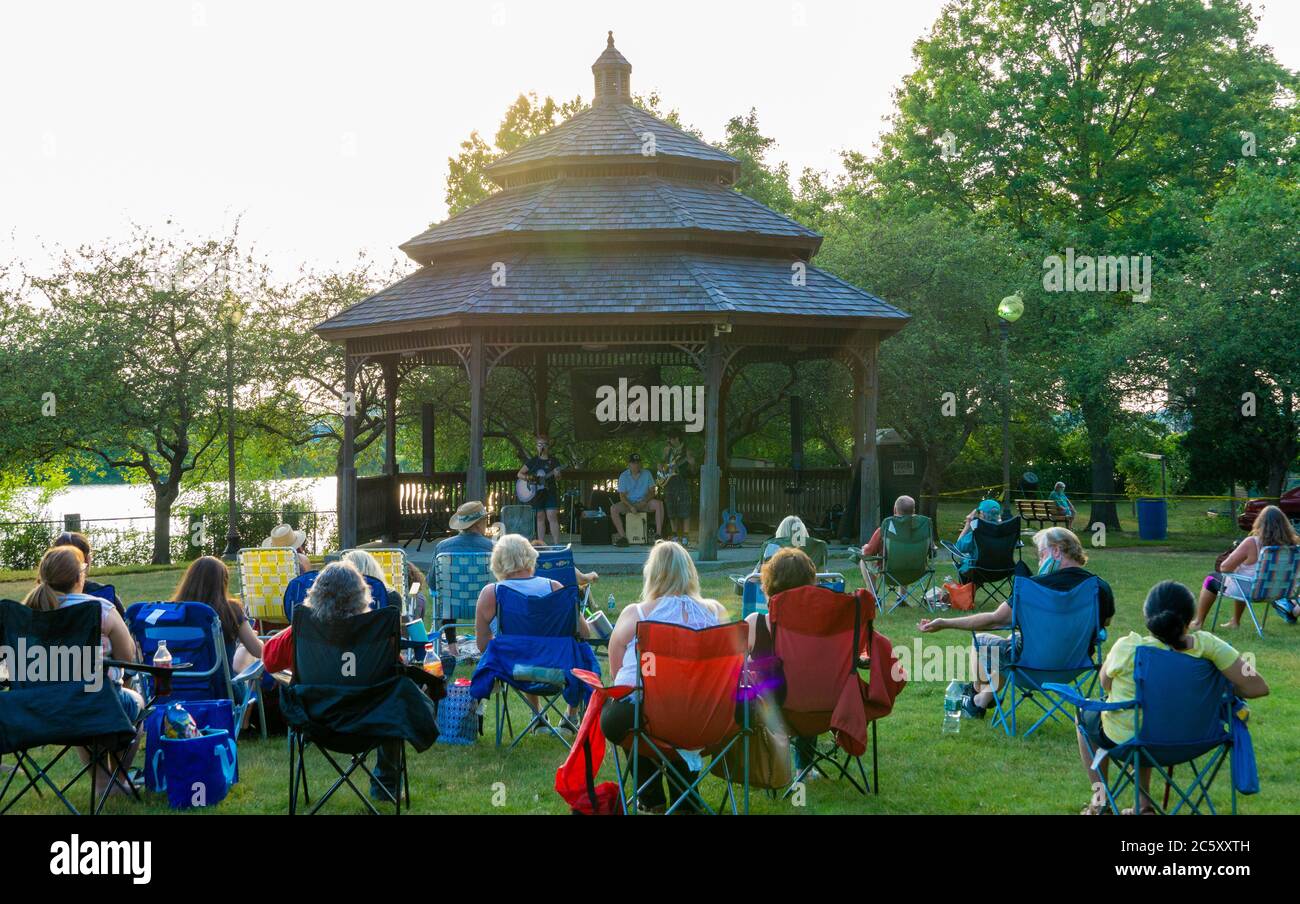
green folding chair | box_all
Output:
[858,515,936,614]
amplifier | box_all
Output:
[580,515,613,546]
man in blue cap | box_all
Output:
[951,499,1003,571]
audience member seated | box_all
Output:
[436,501,496,554]
[23,545,142,795]
[610,453,664,546]
[341,549,403,610]
[746,546,822,778]
[857,495,919,586]
[919,527,1114,719]
[1075,580,1268,815]
[602,541,728,811]
[1191,505,1298,630]
[475,534,593,727]
[263,523,312,574]
[265,561,413,800]
[950,499,1003,574]
[171,555,263,674]
[53,530,124,616]
[758,515,827,571]
[1049,481,1076,529]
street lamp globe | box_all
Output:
[997,293,1024,323]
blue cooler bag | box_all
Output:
[161,728,237,809]
[145,699,237,791]
[436,683,479,745]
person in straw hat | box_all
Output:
[436,501,496,554]
[263,523,311,573]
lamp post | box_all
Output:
[220,294,244,560]
[996,293,1024,508]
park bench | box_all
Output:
[1015,498,1071,530]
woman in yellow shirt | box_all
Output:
[1076,581,1268,815]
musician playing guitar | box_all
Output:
[518,432,563,546]
[657,430,696,545]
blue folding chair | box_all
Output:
[469,584,599,750]
[124,601,266,741]
[1047,647,1239,815]
[432,551,494,655]
[1212,545,1300,639]
[740,572,846,619]
[282,571,390,623]
[984,576,1100,738]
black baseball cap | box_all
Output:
[628,453,642,462]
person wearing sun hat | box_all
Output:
[435,501,496,554]
[263,523,311,573]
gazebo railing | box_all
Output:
[356,467,850,544]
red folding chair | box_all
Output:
[769,584,885,796]
[612,620,751,815]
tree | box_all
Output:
[24,229,266,563]
[870,0,1296,528]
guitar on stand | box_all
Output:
[717,478,748,547]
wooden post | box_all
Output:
[340,355,358,549]
[382,357,399,476]
[534,350,549,435]
[421,402,435,475]
[697,337,724,561]
[467,330,486,500]
[856,336,881,544]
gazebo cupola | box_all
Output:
[592,31,632,104]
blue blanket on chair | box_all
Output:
[471,635,599,708]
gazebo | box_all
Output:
[316,33,909,560]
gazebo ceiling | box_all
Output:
[315,33,910,346]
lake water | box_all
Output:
[13,477,338,526]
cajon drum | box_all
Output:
[626,512,649,545]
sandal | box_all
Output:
[1080,802,1111,815]
[1121,806,1158,816]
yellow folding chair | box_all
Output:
[343,547,408,596]
[237,547,300,625]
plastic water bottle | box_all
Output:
[153,640,172,669]
[607,593,616,611]
[943,680,963,734]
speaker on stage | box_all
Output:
[580,511,613,545]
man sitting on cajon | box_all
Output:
[610,453,664,547]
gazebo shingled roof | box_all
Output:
[317,33,906,559]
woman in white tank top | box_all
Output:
[1192,506,1300,630]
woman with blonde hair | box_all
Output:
[474,534,591,726]
[1192,505,1300,630]
[340,549,402,610]
[601,540,728,811]
[23,546,142,794]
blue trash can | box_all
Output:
[1136,498,1168,540]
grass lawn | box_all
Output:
[3,535,1296,815]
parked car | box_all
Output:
[1237,486,1300,531]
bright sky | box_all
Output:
[2,0,1297,280]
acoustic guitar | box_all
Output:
[716,479,748,547]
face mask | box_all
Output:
[1037,551,1059,576]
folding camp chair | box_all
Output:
[738,572,845,620]
[1211,545,1300,639]
[283,606,436,815]
[282,571,392,623]
[469,584,600,750]
[535,544,607,657]
[238,547,300,627]
[940,516,1022,609]
[985,576,1101,738]
[1048,647,1239,815]
[0,600,141,815]
[769,585,880,796]
[124,601,267,741]
[612,621,751,815]
[432,551,494,656]
[343,547,408,598]
[858,514,936,614]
